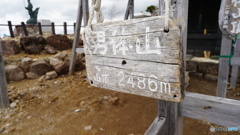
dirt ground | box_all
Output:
[0,69,240,134]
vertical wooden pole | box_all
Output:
[21,22,28,36]
[217,36,232,97]
[159,0,164,16]
[129,0,134,19]
[124,0,131,20]
[69,0,83,75]
[0,39,10,108]
[38,22,43,36]
[157,0,188,134]
[51,22,55,35]
[74,23,76,31]
[8,21,14,38]
[64,22,67,35]
[82,0,89,27]
[230,40,240,88]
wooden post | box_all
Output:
[64,22,67,35]
[0,39,10,108]
[124,0,131,20]
[129,0,134,19]
[230,40,240,89]
[159,0,164,16]
[8,21,14,38]
[74,23,76,31]
[21,22,28,36]
[82,0,89,27]
[154,0,188,134]
[38,22,43,35]
[217,36,232,97]
[69,0,83,75]
[51,22,55,35]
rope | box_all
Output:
[83,0,104,46]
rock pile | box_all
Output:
[4,51,85,82]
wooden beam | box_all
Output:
[129,0,134,19]
[0,39,10,108]
[124,0,131,20]
[64,22,67,35]
[38,22,43,35]
[7,21,14,38]
[230,40,240,88]
[69,0,83,75]
[159,0,164,16]
[82,0,89,27]
[51,22,55,35]
[217,36,232,97]
[180,92,240,127]
[21,22,28,36]
[144,117,166,135]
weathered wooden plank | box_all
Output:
[8,21,14,38]
[230,40,240,88]
[84,16,183,101]
[69,0,83,75]
[144,117,166,135]
[86,63,182,102]
[231,56,240,65]
[82,0,89,27]
[217,36,232,97]
[181,92,240,127]
[0,39,10,108]
[219,0,240,37]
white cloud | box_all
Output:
[0,0,159,37]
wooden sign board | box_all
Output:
[84,16,184,102]
[219,0,240,38]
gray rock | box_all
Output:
[49,57,63,67]
[45,71,58,80]
[20,57,32,72]
[198,62,219,75]
[45,46,57,54]
[26,72,39,79]
[186,61,197,72]
[30,60,52,76]
[204,74,218,81]
[84,126,92,131]
[5,65,25,81]
[10,102,17,108]
[189,72,203,78]
[54,62,69,75]
[54,51,68,61]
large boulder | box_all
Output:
[46,35,72,50]
[30,60,52,76]
[5,65,25,81]
[20,36,46,54]
[1,40,20,55]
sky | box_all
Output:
[0,0,158,37]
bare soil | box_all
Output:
[0,68,240,134]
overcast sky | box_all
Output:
[0,0,158,37]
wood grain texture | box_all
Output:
[0,39,10,108]
[69,0,83,75]
[144,117,166,135]
[84,16,183,102]
[217,36,232,97]
[219,0,240,38]
[230,40,240,88]
[181,92,240,127]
